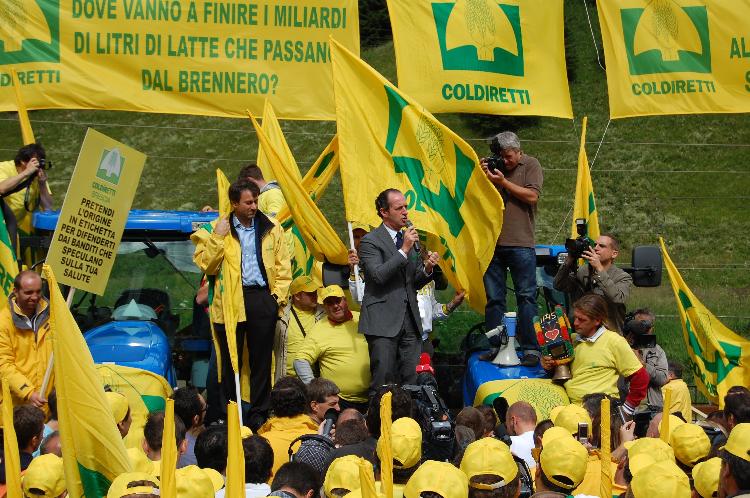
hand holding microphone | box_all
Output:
[403,219,420,253]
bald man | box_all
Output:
[506,401,538,468]
[0,271,52,418]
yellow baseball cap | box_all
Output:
[625,437,675,463]
[105,391,130,423]
[175,465,224,497]
[460,438,518,486]
[670,423,711,467]
[404,460,469,498]
[549,405,565,424]
[541,426,571,446]
[325,456,373,497]
[630,460,690,498]
[106,473,160,498]
[692,457,721,498]
[290,275,320,295]
[350,221,371,233]
[318,285,345,303]
[722,422,750,462]
[22,454,66,498]
[539,433,588,490]
[553,404,592,436]
[377,417,422,469]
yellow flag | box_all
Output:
[226,401,246,498]
[358,458,378,498]
[379,392,393,498]
[248,110,348,266]
[331,38,504,311]
[659,239,750,406]
[256,99,304,183]
[597,0,750,118]
[386,0,572,117]
[600,398,611,498]
[10,70,35,145]
[43,264,132,497]
[571,117,600,241]
[2,380,22,498]
[161,399,177,498]
[286,226,324,282]
[276,136,341,225]
[661,388,671,442]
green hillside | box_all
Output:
[1,0,748,395]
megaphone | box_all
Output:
[484,323,521,367]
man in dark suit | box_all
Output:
[358,189,439,393]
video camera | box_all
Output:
[623,312,657,349]
[402,380,455,462]
[564,218,593,259]
[485,135,507,174]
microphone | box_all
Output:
[321,408,339,437]
[404,219,421,253]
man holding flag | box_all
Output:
[481,131,543,366]
[193,180,291,430]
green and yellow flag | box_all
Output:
[386,0,572,118]
[331,38,504,311]
[160,398,177,498]
[2,380,22,498]
[11,69,35,145]
[597,0,750,118]
[276,136,340,225]
[44,264,132,497]
[225,401,246,498]
[571,117,600,241]
[660,239,750,407]
[0,209,18,309]
[248,110,348,266]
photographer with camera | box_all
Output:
[0,143,53,242]
[622,308,668,410]
[481,131,543,367]
[553,231,632,332]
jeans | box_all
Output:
[483,245,539,354]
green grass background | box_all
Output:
[1,0,748,400]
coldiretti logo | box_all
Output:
[621,0,710,75]
[96,148,125,186]
[0,0,60,65]
[432,0,524,76]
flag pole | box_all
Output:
[40,286,75,398]
[347,221,362,301]
[235,372,243,427]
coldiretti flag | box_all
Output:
[285,225,324,282]
[43,264,132,496]
[256,99,304,183]
[276,136,340,225]
[248,110,348,266]
[331,38,503,311]
[571,116,600,241]
[386,0,572,118]
[597,0,750,118]
[660,239,750,406]
[0,209,18,309]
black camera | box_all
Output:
[485,135,507,174]
[564,218,593,259]
[623,312,656,349]
[38,157,52,170]
[403,381,455,462]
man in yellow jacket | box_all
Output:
[192,180,291,430]
[0,270,52,424]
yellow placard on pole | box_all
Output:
[46,128,145,294]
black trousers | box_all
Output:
[365,308,421,395]
[214,286,278,431]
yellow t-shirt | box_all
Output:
[295,311,371,403]
[258,184,287,218]
[573,453,627,497]
[285,306,321,376]
[0,160,38,230]
[662,379,692,422]
[565,329,642,404]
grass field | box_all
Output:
[1,1,748,399]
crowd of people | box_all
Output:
[0,136,747,498]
